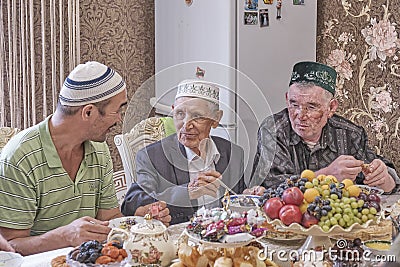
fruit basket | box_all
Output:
[265,214,377,251]
[265,215,376,236]
[260,170,384,251]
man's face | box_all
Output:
[286,84,337,143]
[173,97,221,153]
[91,90,128,142]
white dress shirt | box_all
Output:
[185,137,220,207]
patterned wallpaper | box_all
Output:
[1,0,154,171]
[317,0,400,170]
[80,0,155,171]
[3,1,399,172]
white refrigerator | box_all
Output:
[154,0,317,183]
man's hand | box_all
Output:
[243,186,266,196]
[1,217,111,255]
[188,170,221,200]
[0,234,14,252]
[363,159,395,193]
[60,216,111,247]
[319,155,363,182]
[135,201,172,226]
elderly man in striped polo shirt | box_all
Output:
[0,61,170,255]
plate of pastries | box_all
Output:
[170,238,278,267]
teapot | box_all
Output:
[108,214,177,266]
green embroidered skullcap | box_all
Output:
[289,61,337,95]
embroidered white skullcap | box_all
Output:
[59,61,126,106]
[175,79,219,104]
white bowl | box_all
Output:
[0,251,24,267]
[229,194,260,213]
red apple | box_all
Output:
[279,205,302,226]
[263,197,284,219]
[301,211,319,228]
[282,187,304,206]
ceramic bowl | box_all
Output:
[0,251,24,267]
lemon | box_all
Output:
[299,200,308,214]
[301,169,316,182]
[347,185,361,197]
[317,174,326,182]
[341,179,354,189]
[304,188,320,203]
[325,175,338,183]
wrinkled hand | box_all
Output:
[363,159,395,193]
[322,155,363,182]
[243,186,266,196]
[188,170,221,200]
[135,201,172,226]
[60,216,110,247]
[0,234,14,252]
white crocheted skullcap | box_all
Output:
[175,79,219,104]
[59,61,126,106]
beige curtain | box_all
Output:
[0,0,80,129]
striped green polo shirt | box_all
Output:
[0,116,118,235]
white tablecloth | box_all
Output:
[21,247,72,267]
[16,224,187,267]
[18,193,399,267]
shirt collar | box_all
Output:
[39,116,61,168]
[184,137,220,165]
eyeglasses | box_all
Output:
[173,110,212,123]
[288,102,325,118]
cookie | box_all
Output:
[51,255,69,267]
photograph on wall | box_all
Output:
[244,0,258,11]
[263,0,273,4]
[244,12,258,25]
[259,9,269,27]
[293,0,304,5]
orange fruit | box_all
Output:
[304,188,320,203]
[301,169,316,182]
[347,185,361,197]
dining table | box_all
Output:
[20,192,400,267]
